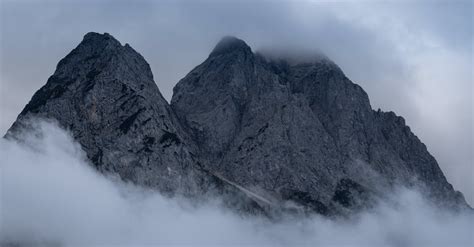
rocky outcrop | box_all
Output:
[7,33,469,216]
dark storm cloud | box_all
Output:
[0,0,472,203]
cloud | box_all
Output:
[1,120,472,246]
[0,1,472,204]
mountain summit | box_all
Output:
[9,32,210,195]
[210,36,252,57]
[8,32,470,215]
[172,35,468,212]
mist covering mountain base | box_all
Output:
[1,121,472,246]
[2,32,472,243]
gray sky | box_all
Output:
[1,0,472,204]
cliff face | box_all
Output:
[8,33,469,215]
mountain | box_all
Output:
[171,36,468,212]
[7,32,211,195]
[7,33,469,215]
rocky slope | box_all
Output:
[7,33,469,215]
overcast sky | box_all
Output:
[0,0,472,204]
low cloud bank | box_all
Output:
[1,121,472,246]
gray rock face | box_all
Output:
[8,33,469,216]
[171,36,469,211]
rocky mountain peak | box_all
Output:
[82,32,121,47]
[17,32,158,118]
[55,32,123,71]
[172,35,470,212]
[210,36,252,57]
[10,32,204,194]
